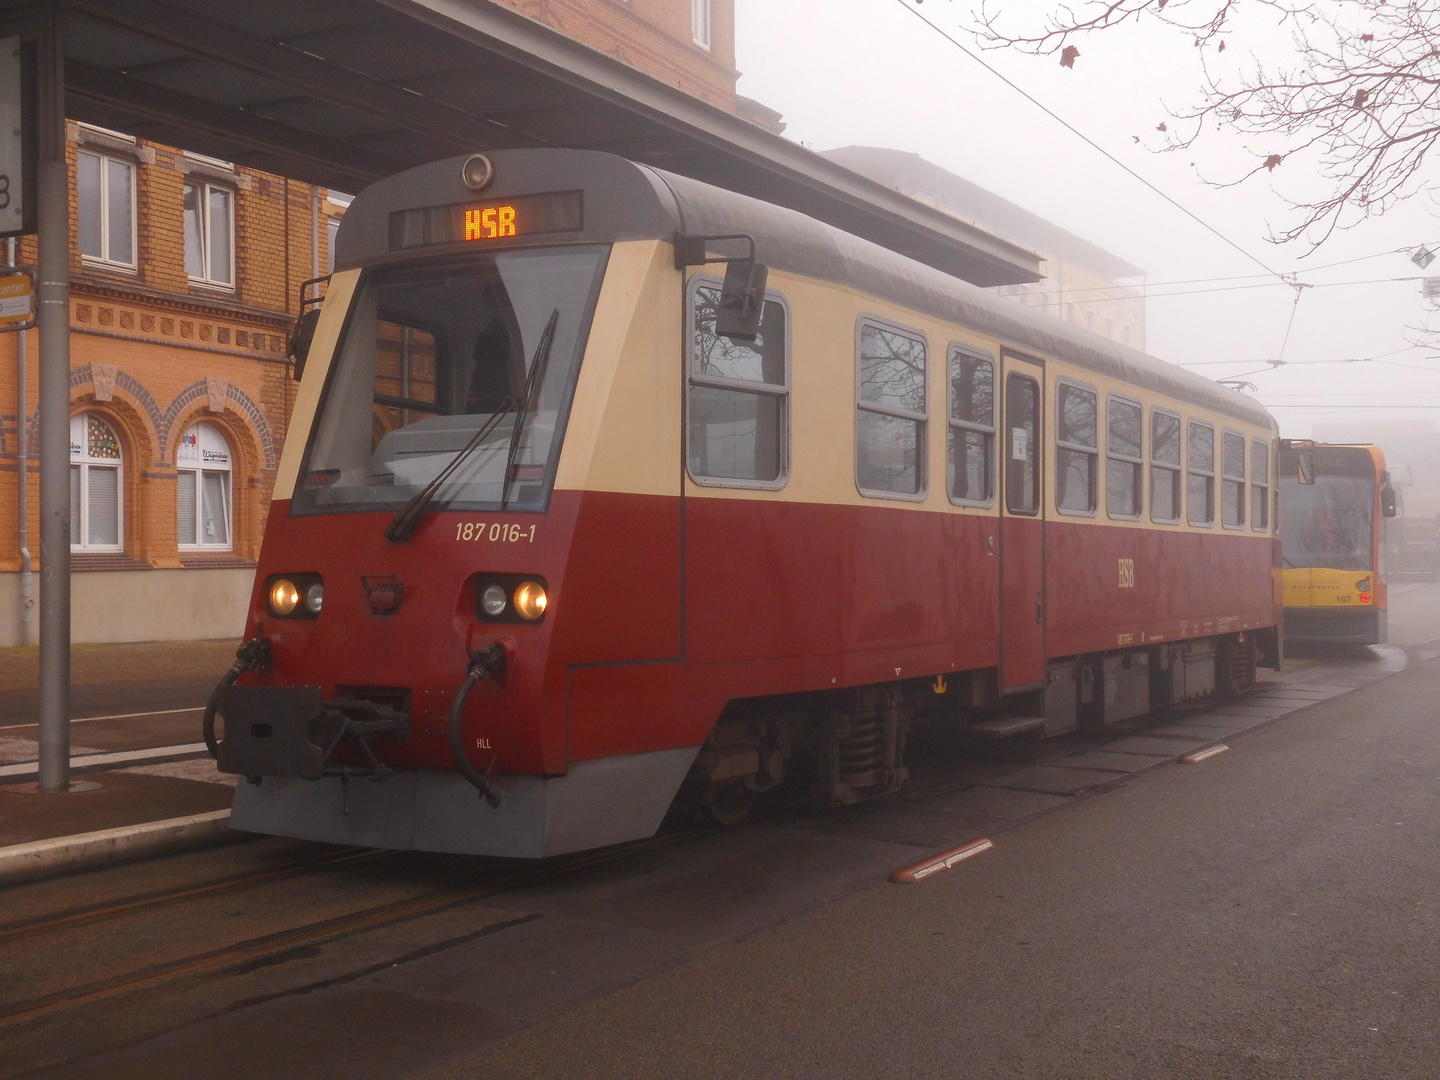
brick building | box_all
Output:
[0,0,742,647]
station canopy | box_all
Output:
[0,0,1041,286]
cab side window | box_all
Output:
[687,282,789,485]
[1251,439,1271,530]
[1150,409,1182,523]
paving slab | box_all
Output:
[820,805,987,849]
[1047,750,1170,773]
[982,765,1124,795]
[1102,735,1215,756]
[919,785,1071,823]
[0,771,233,847]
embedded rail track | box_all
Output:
[0,826,706,1032]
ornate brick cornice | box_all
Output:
[72,274,294,329]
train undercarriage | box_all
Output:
[678,629,1279,825]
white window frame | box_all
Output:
[176,423,235,551]
[684,274,791,491]
[692,0,712,49]
[1251,438,1272,532]
[184,178,236,288]
[70,413,124,552]
[1187,420,1216,528]
[76,149,137,270]
[1055,378,1099,517]
[855,315,929,502]
[1150,407,1182,525]
[1221,429,1246,530]
[1105,394,1144,521]
[946,345,996,508]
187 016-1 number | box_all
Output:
[456,522,536,544]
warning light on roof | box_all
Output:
[464,206,517,241]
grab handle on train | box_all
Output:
[447,643,508,808]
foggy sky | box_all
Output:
[735,0,1440,442]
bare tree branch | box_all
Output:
[967,0,1440,248]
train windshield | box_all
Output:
[1280,474,1375,571]
[292,245,608,516]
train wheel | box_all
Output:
[704,781,756,826]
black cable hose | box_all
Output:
[448,647,505,808]
[203,636,271,760]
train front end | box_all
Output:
[210,151,690,857]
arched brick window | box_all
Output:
[70,413,123,551]
[176,422,233,550]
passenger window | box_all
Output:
[1222,431,1246,528]
[1106,397,1143,518]
[947,349,994,504]
[857,320,927,497]
[1005,373,1039,514]
[688,283,788,484]
[1188,422,1215,527]
[1056,382,1098,514]
[1150,410,1181,523]
[1251,439,1271,530]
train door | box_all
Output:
[1000,353,1046,691]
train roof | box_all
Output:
[336,149,1275,431]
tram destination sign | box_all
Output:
[0,35,33,237]
[389,190,584,252]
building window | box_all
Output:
[1106,396,1143,519]
[176,423,233,550]
[184,180,234,286]
[857,319,927,498]
[1221,431,1246,528]
[76,151,135,268]
[1056,382,1098,514]
[1188,421,1215,527]
[687,281,788,485]
[69,413,123,551]
[1251,439,1271,531]
[327,216,340,273]
[692,0,712,49]
[1150,409,1181,524]
[947,348,994,505]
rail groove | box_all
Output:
[0,827,705,1030]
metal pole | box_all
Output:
[36,2,70,793]
[309,184,318,279]
[10,235,31,647]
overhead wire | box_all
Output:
[889,0,1288,284]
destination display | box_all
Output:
[389,190,583,251]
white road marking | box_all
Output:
[0,706,204,732]
[0,742,211,779]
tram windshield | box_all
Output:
[293,245,609,516]
[1280,474,1375,571]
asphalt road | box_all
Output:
[8,584,1440,1079]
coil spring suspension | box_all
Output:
[837,716,879,791]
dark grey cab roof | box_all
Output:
[336,150,1274,431]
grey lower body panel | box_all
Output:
[228,746,701,859]
[1284,606,1386,646]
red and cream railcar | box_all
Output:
[213,149,1281,857]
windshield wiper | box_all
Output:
[500,308,559,510]
[384,307,559,542]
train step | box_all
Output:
[967,716,1046,740]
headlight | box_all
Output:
[481,583,508,616]
[513,580,548,621]
[269,578,300,616]
[1356,578,1372,592]
[305,582,324,614]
